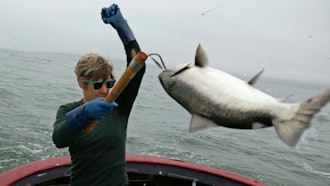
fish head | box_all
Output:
[159,44,209,91]
[158,63,191,91]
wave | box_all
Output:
[302,162,330,178]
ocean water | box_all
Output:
[0,48,329,186]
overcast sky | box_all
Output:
[1,0,329,86]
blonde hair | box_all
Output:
[75,53,114,81]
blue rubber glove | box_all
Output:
[101,4,135,45]
[66,98,118,132]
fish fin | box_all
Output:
[189,114,218,133]
[195,44,208,68]
[247,69,264,87]
[273,89,330,147]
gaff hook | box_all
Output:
[148,53,167,70]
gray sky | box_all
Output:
[1,0,329,86]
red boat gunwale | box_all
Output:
[0,154,269,186]
[0,156,70,186]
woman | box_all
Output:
[52,4,145,185]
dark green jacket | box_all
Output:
[52,41,145,186]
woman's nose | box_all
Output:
[99,84,109,93]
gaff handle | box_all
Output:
[85,52,148,132]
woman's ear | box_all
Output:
[78,78,84,89]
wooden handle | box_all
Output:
[85,52,148,132]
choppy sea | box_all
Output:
[0,48,329,186]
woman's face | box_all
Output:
[79,77,112,102]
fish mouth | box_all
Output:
[158,73,166,89]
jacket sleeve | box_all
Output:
[116,40,146,120]
[52,104,77,148]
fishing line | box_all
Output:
[136,1,231,36]
[201,0,232,16]
[139,1,330,62]
[200,1,330,61]
[209,15,330,61]
[199,1,330,62]
[102,26,113,63]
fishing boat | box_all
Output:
[0,154,269,186]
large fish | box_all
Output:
[158,44,330,147]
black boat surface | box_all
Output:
[0,154,269,186]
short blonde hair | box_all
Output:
[75,53,114,81]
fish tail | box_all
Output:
[273,89,330,147]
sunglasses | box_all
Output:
[86,79,116,91]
